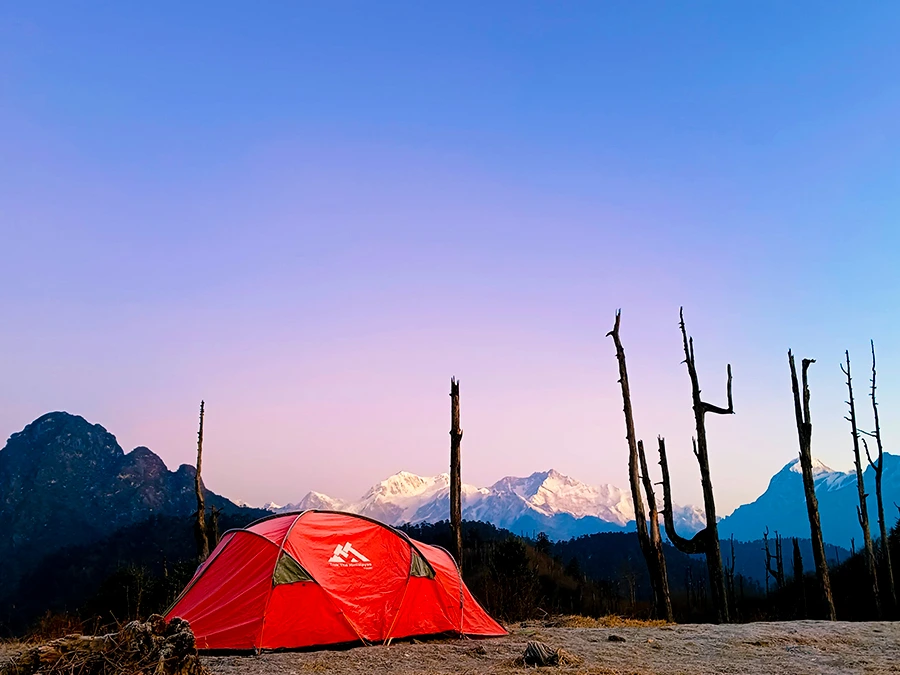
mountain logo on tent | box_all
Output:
[328,542,372,567]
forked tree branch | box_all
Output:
[657,436,707,555]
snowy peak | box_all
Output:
[777,457,854,492]
[270,468,701,540]
[785,457,834,475]
[490,469,633,524]
[298,491,347,511]
[363,471,449,501]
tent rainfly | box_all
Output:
[166,510,506,650]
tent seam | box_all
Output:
[256,513,305,651]
[432,544,465,635]
[382,546,415,645]
[255,511,369,650]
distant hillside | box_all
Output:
[1,510,267,631]
[551,530,847,588]
[0,412,248,604]
[718,456,900,547]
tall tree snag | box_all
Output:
[194,400,209,563]
[658,308,731,623]
[792,537,803,584]
[792,537,806,618]
[638,440,674,621]
[726,535,737,617]
[763,527,785,592]
[449,377,463,572]
[842,350,880,616]
[788,351,835,620]
[607,310,673,621]
[863,340,896,610]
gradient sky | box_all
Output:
[1,3,898,514]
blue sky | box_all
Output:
[0,3,898,512]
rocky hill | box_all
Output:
[0,412,243,602]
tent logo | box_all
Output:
[328,542,372,568]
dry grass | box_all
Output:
[544,614,671,629]
[22,612,84,643]
[0,640,23,660]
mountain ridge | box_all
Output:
[718,454,900,547]
[268,467,706,540]
[0,411,246,601]
[3,410,896,577]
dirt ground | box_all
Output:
[203,620,900,675]
[3,620,897,674]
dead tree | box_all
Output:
[788,351,835,620]
[657,308,732,623]
[792,538,803,583]
[607,311,673,621]
[449,377,463,571]
[726,535,737,617]
[842,350,880,616]
[763,527,785,592]
[209,506,222,549]
[194,400,209,563]
[792,537,806,618]
[770,529,784,590]
[862,340,896,611]
[639,440,674,621]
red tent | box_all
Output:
[166,511,506,650]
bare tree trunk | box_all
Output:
[209,506,222,549]
[864,340,896,611]
[726,535,737,619]
[774,532,783,588]
[788,351,835,620]
[194,400,209,563]
[763,528,785,592]
[792,537,806,618]
[449,377,463,572]
[607,311,673,621]
[638,440,674,621]
[842,350,880,617]
[792,537,803,583]
[657,308,731,623]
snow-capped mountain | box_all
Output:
[718,454,900,547]
[271,469,706,541]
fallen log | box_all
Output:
[1,615,208,675]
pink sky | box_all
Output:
[1,4,898,516]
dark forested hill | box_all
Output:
[0,411,259,630]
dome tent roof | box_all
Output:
[166,510,506,650]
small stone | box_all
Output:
[609,634,626,642]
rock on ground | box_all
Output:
[202,621,900,675]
